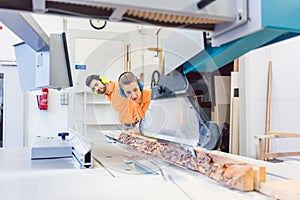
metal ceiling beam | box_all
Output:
[0,9,49,51]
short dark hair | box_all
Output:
[85,74,100,87]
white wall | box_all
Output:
[0,19,24,147]
[32,13,64,35]
[0,66,24,147]
[1,12,215,147]
[25,89,70,143]
[240,36,300,158]
[1,13,164,145]
[66,17,161,90]
[66,18,163,136]
[0,13,68,146]
[0,23,22,62]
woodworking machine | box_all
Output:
[1,0,300,150]
[2,0,300,64]
[1,1,300,199]
[140,68,221,150]
[31,129,93,168]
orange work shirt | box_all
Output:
[105,81,135,124]
[127,89,151,122]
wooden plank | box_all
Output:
[268,131,300,138]
[197,148,266,191]
[265,61,272,154]
[231,97,239,155]
[214,76,231,105]
[260,179,300,200]
[92,159,102,168]
[263,151,300,159]
[211,108,216,122]
[233,58,239,72]
[214,106,219,125]
[255,135,277,139]
[256,135,300,160]
[229,71,239,154]
[194,147,254,191]
[257,137,265,160]
[215,104,230,126]
[253,165,266,191]
[117,133,256,191]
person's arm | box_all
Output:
[140,89,152,119]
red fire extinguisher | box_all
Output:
[38,88,48,110]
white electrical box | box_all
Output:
[14,33,73,91]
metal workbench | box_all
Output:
[1,131,298,200]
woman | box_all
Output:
[118,72,151,133]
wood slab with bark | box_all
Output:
[118,132,257,191]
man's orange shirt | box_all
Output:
[105,81,135,124]
[127,89,151,122]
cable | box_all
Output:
[151,70,160,89]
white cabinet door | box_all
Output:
[71,33,126,137]
[72,35,125,92]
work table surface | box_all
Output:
[0,131,299,200]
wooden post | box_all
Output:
[265,61,272,158]
[257,137,265,160]
[233,58,239,72]
[230,59,239,154]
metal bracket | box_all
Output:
[207,0,248,47]
[32,0,46,13]
[109,7,127,21]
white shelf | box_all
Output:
[74,91,119,136]
[75,91,93,94]
[85,121,118,125]
[85,102,110,105]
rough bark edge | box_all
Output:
[118,132,254,191]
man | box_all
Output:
[85,74,135,125]
[118,72,151,127]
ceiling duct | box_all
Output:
[0,8,49,51]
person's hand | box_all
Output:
[132,122,141,136]
[125,122,140,136]
[134,113,139,122]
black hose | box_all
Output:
[151,70,160,89]
[197,0,215,9]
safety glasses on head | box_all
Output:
[99,76,108,85]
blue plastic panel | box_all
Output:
[184,29,292,73]
[184,0,300,73]
[262,0,300,32]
